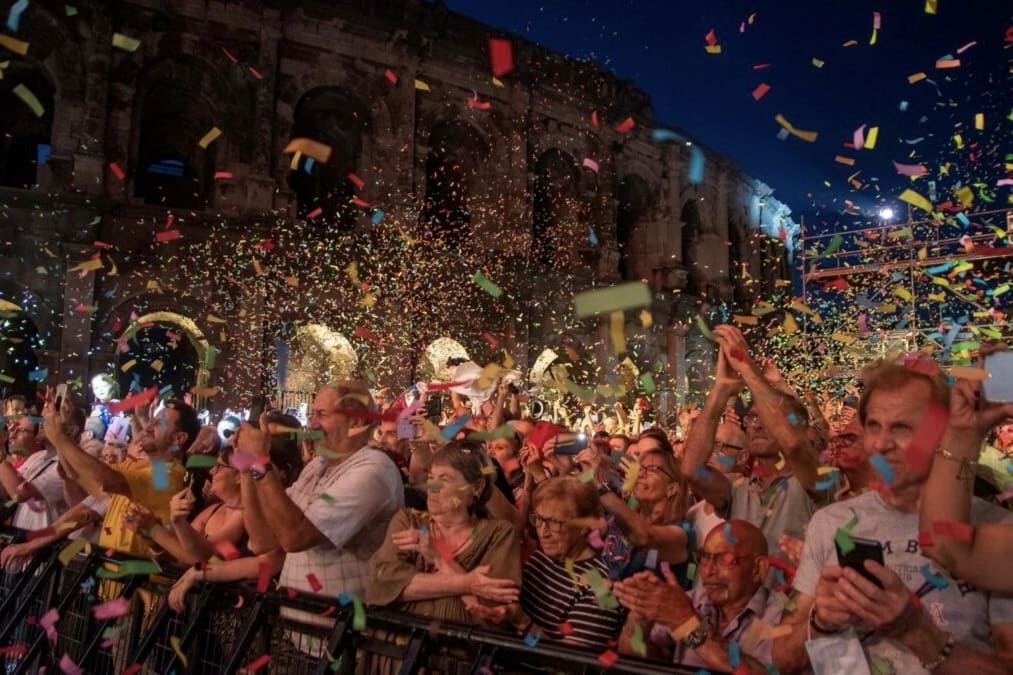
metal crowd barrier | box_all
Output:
[0,528,707,674]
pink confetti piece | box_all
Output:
[92,598,130,620]
[108,162,125,181]
[40,608,59,641]
[59,654,82,675]
[893,160,928,177]
[245,655,270,673]
[932,521,974,542]
[155,230,182,243]
[384,69,399,84]
[347,172,365,191]
[582,157,599,173]
[614,116,635,134]
[307,573,323,593]
[752,83,771,100]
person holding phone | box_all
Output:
[773,357,1013,674]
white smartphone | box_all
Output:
[983,352,1013,403]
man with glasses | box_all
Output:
[615,519,782,670]
[825,409,872,500]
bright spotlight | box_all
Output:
[879,207,894,220]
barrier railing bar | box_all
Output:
[74,573,146,674]
[0,550,59,644]
[311,614,351,675]
[397,627,428,675]
[222,592,270,674]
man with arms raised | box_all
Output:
[773,357,1013,674]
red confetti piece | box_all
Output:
[910,592,923,610]
[257,239,275,252]
[933,521,974,542]
[467,96,491,111]
[482,332,499,348]
[155,230,182,243]
[904,402,949,474]
[245,654,270,673]
[591,110,599,128]
[351,197,371,208]
[753,63,771,69]
[320,605,336,617]
[307,573,323,593]
[347,172,365,190]
[221,48,238,63]
[752,83,771,100]
[0,646,27,657]
[597,649,619,667]
[425,379,476,392]
[247,67,263,80]
[918,530,935,548]
[353,325,382,344]
[705,28,718,45]
[488,37,514,77]
[93,241,113,249]
[256,561,271,593]
[614,116,635,134]
[213,171,233,179]
[729,348,746,361]
[306,207,323,220]
[109,162,125,181]
[384,69,399,84]
[286,587,298,599]
[107,386,157,415]
[558,622,573,635]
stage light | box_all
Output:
[879,207,894,220]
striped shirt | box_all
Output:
[520,550,626,648]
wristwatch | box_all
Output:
[248,462,274,481]
[681,621,710,649]
[597,481,617,498]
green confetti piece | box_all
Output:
[95,560,161,579]
[471,270,503,298]
[870,656,896,675]
[630,622,647,657]
[204,345,219,370]
[319,493,336,506]
[639,372,656,393]
[65,5,78,16]
[578,469,596,483]
[835,509,859,555]
[583,568,619,609]
[352,595,366,631]
[696,314,716,341]
[774,591,796,612]
[185,454,218,469]
[293,429,324,440]
[466,424,515,441]
[573,281,651,318]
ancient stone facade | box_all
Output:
[0,0,798,414]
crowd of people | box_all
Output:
[2,323,1013,674]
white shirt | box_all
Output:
[12,448,66,531]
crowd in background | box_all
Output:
[2,324,1013,674]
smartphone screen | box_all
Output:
[835,536,885,589]
[554,433,589,456]
[983,352,1013,403]
[248,395,266,428]
[397,418,418,440]
[54,383,68,410]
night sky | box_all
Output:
[450,0,1013,230]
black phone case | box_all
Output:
[836,536,885,589]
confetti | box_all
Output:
[198,127,222,149]
[92,598,130,620]
[12,83,44,117]
[111,32,141,52]
[170,635,188,668]
[573,282,651,318]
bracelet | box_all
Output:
[808,604,847,635]
[935,448,978,479]
[923,632,955,672]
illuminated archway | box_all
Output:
[420,338,470,382]
[116,311,210,402]
[529,348,560,384]
[282,324,358,397]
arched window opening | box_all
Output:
[616,175,651,280]
[0,65,54,189]
[420,121,487,246]
[0,311,42,400]
[135,83,216,209]
[288,87,372,229]
[532,149,580,266]
[279,324,358,412]
[117,322,200,399]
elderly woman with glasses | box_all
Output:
[577,431,693,583]
[486,476,626,648]
[367,441,521,623]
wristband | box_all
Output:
[923,633,955,671]
[808,604,847,635]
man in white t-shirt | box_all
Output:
[0,414,67,532]
[773,359,1013,674]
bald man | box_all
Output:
[615,520,784,671]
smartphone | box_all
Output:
[425,396,442,423]
[835,536,885,589]
[248,395,266,428]
[182,470,200,500]
[983,352,1013,403]
[54,383,68,410]
[397,418,420,440]
[554,432,589,456]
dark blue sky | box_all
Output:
[450,0,1012,228]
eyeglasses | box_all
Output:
[640,464,678,481]
[697,551,750,569]
[714,442,744,456]
[528,513,568,534]
[829,433,859,448]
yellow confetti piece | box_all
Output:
[834,155,856,166]
[0,298,23,312]
[831,332,857,345]
[609,311,625,355]
[345,261,360,285]
[502,350,515,370]
[120,359,137,372]
[198,127,222,149]
[189,386,220,397]
[931,277,950,288]
[414,79,431,91]
[58,538,89,566]
[955,185,973,207]
[953,134,964,150]
[918,247,927,260]
[865,126,879,149]
[811,58,824,68]
[70,258,104,273]
[733,314,758,325]
[0,34,30,55]
[782,313,798,334]
[111,32,141,52]
[0,374,14,384]
[898,188,933,213]
[207,314,226,324]
[774,113,818,142]
[253,260,266,276]
[789,300,822,323]
[925,0,937,13]
[289,150,302,170]
[893,286,913,302]
[974,113,984,130]
[491,77,504,87]
[170,636,188,668]
[639,309,653,328]
[669,616,701,641]
[935,59,960,69]
[282,138,332,163]
[573,282,651,318]
[994,283,1010,297]
[704,44,722,54]
[621,460,641,496]
[908,72,927,84]
[874,303,898,313]
[12,84,44,117]
[775,455,787,471]
[150,359,163,372]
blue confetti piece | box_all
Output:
[715,453,736,466]
[956,212,970,227]
[588,226,599,246]
[7,0,28,32]
[688,145,705,184]
[644,548,659,570]
[920,563,949,590]
[523,630,541,647]
[440,414,471,440]
[303,157,315,174]
[37,144,51,166]
[28,415,44,424]
[926,261,956,275]
[814,470,839,491]
[693,465,713,481]
[338,591,351,606]
[151,459,169,490]
[27,368,48,382]
[869,453,894,484]
[723,522,738,544]
[371,209,384,224]
[651,128,684,143]
[899,100,909,111]
[774,568,786,587]
[728,642,741,668]
[786,412,799,426]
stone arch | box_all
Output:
[287,86,373,227]
[529,348,560,384]
[616,174,653,280]
[280,324,358,402]
[419,119,490,245]
[129,56,232,209]
[116,311,210,403]
[0,62,55,188]
[532,148,581,266]
[0,302,43,400]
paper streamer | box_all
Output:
[869,453,894,484]
[688,145,705,184]
[470,270,503,298]
[573,282,651,318]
